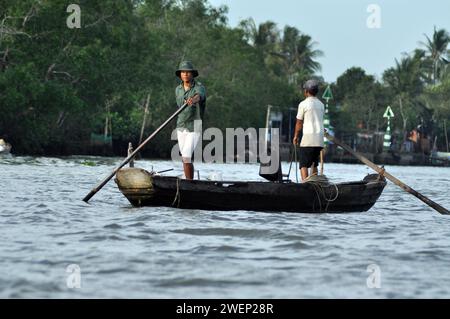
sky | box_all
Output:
[207,0,450,83]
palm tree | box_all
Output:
[238,19,281,76]
[421,27,450,84]
[278,26,323,84]
[238,21,322,84]
[384,52,425,94]
[238,18,279,52]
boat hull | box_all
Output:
[115,168,386,213]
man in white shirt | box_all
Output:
[293,80,324,181]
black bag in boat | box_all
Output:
[259,140,282,182]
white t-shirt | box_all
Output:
[296,97,324,147]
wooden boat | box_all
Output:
[114,168,386,214]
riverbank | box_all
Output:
[278,143,449,167]
[4,141,448,168]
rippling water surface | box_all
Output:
[1,156,450,298]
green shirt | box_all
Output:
[175,80,206,131]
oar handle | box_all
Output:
[83,102,189,203]
[324,131,449,215]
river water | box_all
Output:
[0,156,449,298]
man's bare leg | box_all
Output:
[301,167,309,181]
[182,158,194,180]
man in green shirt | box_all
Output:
[175,61,207,180]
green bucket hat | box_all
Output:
[175,61,199,78]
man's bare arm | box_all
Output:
[293,119,303,145]
[186,94,200,106]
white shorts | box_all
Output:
[177,129,200,159]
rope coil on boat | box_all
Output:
[304,174,339,212]
[288,145,339,212]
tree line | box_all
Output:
[329,27,450,152]
[0,0,449,156]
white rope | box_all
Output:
[172,178,181,207]
[304,174,339,212]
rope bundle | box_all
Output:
[287,145,339,212]
[305,174,339,212]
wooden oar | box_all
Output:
[324,131,449,215]
[83,102,189,203]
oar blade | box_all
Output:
[324,131,449,215]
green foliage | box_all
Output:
[1,1,448,155]
[330,27,450,150]
[331,67,390,133]
[425,67,450,119]
[0,0,305,155]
